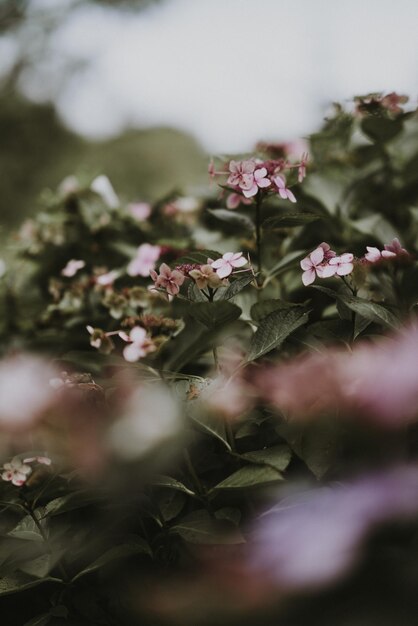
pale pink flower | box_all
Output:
[122,326,156,363]
[384,238,409,256]
[381,92,408,114]
[2,457,32,486]
[61,259,85,277]
[300,246,335,286]
[128,202,152,221]
[273,174,297,203]
[298,152,308,183]
[364,246,396,263]
[328,253,354,276]
[242,167,271,198]
[211,252,248,279]
[226,193,253,210]
[95,270,119,287]
[127,243,161,277]
[227,160,256,191]
[149,263,185,296]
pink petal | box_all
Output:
[337,263,354,276]
[211,258,226,269]
[317,264,337,278]
[216,264,233,279]
[130,326,147,343]
[302,269,316,286]
[231,256,248,268]
[310,247,325,266]
[300,256,313,271]
[286,189,297,203]
[242,183,258,198]
[123,343,142,362]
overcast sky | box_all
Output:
[16,0,418,152]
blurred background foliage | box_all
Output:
[0,0,207,231]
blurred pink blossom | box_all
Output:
[226,193,252,210]
[384,237,409,256]
[0,356,56,430]
[128,243,161,277]
[150,263,185,296]
[24,456,52,466]
[122,326,156,362]
[249,465,418,590]
[128,202,152,221]
[211,252,248,279]
[61,259,85,277]
[258,325,418,427]
[364,246,396,263]
[298,152,308,183]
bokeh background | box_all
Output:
[1,0,417,230]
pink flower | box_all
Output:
[150,263,185,296]
[273,174,297,203]
[122,326,156,362]
[128,202,152,221]
[189,264,225,289]
[61,259,85,277]
[1,457,32,486]
[381,92,408,114]
[328,253,354,276]
[298,152,308,183]
[364,246,396,263]
[384,238,409,256]
[210,252,248,279]
[300,246,335,286]
[95,270,119,287]
[242,167,271,198]
[227,160,256,190]
[127,244,161,277]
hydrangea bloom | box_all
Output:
[384,237,409,256]
[127,243,161,277]
[210,252,248,279]
[1,457,32,486]
[150,263,185,296]
[364,246,396,263]
[122,327,156,362]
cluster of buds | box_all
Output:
[210,153,308,209]
[300,238,410,287]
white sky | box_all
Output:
[18,0,418,152]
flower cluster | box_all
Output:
[210,153,307,209]
[1,455,51,487]
[150,253,249,294]
[300,242,353,286]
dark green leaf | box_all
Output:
[171,509,244,544]
[214,465,283,490]
[262,213,322,229]
[214,272,255,301]
[251,298,305,322]
[247,307,309,361]
[240,445,292,471]
[361,116,403,143]
[72,538,152,581]
[188,301,241,329]
[151,476,195,497]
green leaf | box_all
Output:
[187,282,207,302]
[188,301,241,329]
[0,573,62,597]
[170,510,244,544]
[312,286,399,329]
[262,213,322,229]
[240,445,292,471]
[150,475,196,497]
[351,214,400,246]
[251,299,305,322]
[247,307,309,361]
[44,491,103,517]
[214,272,255,301]
[361,116,403,143]
[214,465,283,490]
[189,412,231,451]
[19,554,51,579]
[207,208,255,231]
[72,538,152,582]
[8,515,43,542]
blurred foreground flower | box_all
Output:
[249,465,418,590]
[258,325,418,427]
[0,355,56,430]
[1,457,32,486]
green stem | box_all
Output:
[255,194,263,280]
[183,449,205,496]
